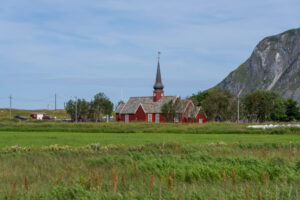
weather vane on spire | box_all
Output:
[158,51,161,61]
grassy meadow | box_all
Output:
[0,120,299,199]
[0,108,67,120]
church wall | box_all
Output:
[196,112,207,123]
[135,106,146,121]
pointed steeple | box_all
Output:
[153,52,164,92]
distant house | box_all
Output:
[30,113,45,120]
[115,57,206,123]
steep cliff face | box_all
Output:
[216,28,300,101]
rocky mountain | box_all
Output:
[216,27,300,102]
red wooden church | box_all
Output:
[115,55,206,123]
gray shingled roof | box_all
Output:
[117,96,178,114]
[186,106,202,118]
[177,99,192,113]
[115,103,125,113]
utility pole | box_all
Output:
[54,93,57,111]
[75,96,78,123]
[9,95,12,119]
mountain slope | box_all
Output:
[216,27,300,101]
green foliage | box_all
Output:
[65,92,113,122]
[192,89,236,121]
[285,98,300,121]
[270,98,287,121]
[90,92,114,122]
[190,90,209,106]
[65,98,89,121]
[243,90,283,122]
[243,91,300,122]
[161,100,178,122]
[0,143,299,199]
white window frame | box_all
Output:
[199,118,203,124]
[174,116,179,123]
[125,114,129,123]
[155,114,160,123]
[148,114,152,122]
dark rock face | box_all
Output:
[216,28,300,102]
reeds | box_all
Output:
[220,194,225,200]
[11,180,17,200]
[231,169,236,192]
[113,174,118,193]
[96,171,102,190]
[24,176,28,190]
[168,170,174,191]
[121,173,125,188]
[149,174,155,195]
[257,191,262,200]
[245,184,249,200]
[177,194,181,200]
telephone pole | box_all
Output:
[9,95,12,119]
[54,93,57,111]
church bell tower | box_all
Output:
[153,51,164,102]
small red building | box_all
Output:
[115,57,206,123]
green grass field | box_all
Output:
[0,121,299,199]
[1,131,300,148]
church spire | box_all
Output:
[153,51,164,92]
[153,51,164,102]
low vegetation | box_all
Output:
[0,121,299,199]
[0,142,299,199]
[1,120,300,135]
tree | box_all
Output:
[90,93,114,122]
[65,100,75,118]
[243,90,285,122]
[65,98,89,121]
[191,89,236,121]
[190,90,210,106]
[285,98,300,121]
[77,99,89,121]
[161,100,178,122]
[270,98,287,121]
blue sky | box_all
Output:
[0,0,300,109]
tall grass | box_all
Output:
[0,143,299,199]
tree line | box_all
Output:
[190,89,300,122]
[65,92,113,122]
[64,89,300,123]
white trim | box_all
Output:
[174,116,179,123]
[182,100,193,118]
[134,103,147,114]
[155,114,160,123]
[148,113,152,122]
[125,114,129,123]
